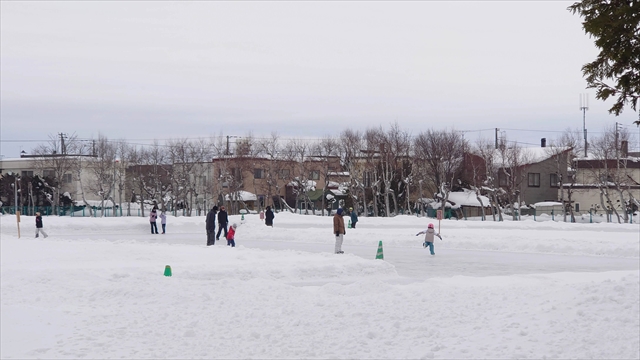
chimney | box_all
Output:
[541,138,546,148]
[621,140,628,157]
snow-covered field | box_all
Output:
[1,212,639,359]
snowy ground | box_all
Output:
[1,212,639,359]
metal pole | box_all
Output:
[14,177,18,214]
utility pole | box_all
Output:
[615,122,619,159]
[59,132,67,155]
[14,176,18,214]
[580,94,589,157]
[226,135,238,155]
[495,128,499,149]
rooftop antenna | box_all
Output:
[580,94,589,157]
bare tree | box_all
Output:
[585,125,633,223]
[85,134,117,217]
[494,139,535,221]
[137,141,170,214]
[280,138,314,214]
[414,129,466,218]
[312,136,339,216]
[473,138,503,221]
[548,129,583,222]
[337,129,366,216]
[256,132,287,210]
[31,133,83,214]
[362,128,383,217]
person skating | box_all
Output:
[149,207,159,234]
[159,210,167,234]
[226,223,237,247]
[416,223,442,256]
[35,212,48,238]
[265,206,275,227]
[216,206,229,240]
[333,208,346,254]
[349,207,358,229]
[205,206,218,246]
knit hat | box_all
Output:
[337,208,343,215]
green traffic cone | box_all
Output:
[241,214,245,221]
[375,241,384,260]
[348,219,352,228]
[164,265,172,277]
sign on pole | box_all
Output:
[16,210,21,238]
[436,209,443,233]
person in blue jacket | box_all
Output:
[349,207,358,228]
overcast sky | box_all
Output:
[1,1,638,158]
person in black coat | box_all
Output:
[216,206,229,240]
[205,206,218,246]
[265,206,275,227]
[35,212,48,238]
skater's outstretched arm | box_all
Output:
[415,230,426,236]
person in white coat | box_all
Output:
[416,223,442,256]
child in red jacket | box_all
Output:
[227,223,237,247]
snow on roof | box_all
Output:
[445,189,491,208]
[224,190,257,201]
[493,147,570,166]
[531,201,563,208]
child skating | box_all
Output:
[159,210,167,234]
[226,223,237,247]
[35,212,48,238]
[416,223,442,256]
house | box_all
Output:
[495,145,571,205]
[560,150,640,216]
[211,155,344,213]
[0,156,106,214]
[463,139,572,207]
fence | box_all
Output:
[0,206,209,217]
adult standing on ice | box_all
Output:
[333,208,346,254]
[416,223,442,256]
[205,205,218,246]
[216,206,229,241]
[34,212,48,238]
[265,206,274,227]
[149,207,159,234]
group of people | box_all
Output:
[205,206,237,247]
[149,207,166,234]
[334,207,442,255]
[34,203,442,256]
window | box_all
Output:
[550,173,559,188]
[280,169,290,179]
[21,171,34,178]
[364,171,373,187]
[575,203,580,212]
[63,174,72,183]
[528,173,540,187]
[310,170,320,180]
[599,173,613,183]
[231,168,242,181]
[498,169,509,186]
[43,170,55,178]
[254,168,264,179]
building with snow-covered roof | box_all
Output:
[560,154,640,217]
[463,140,572,207]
